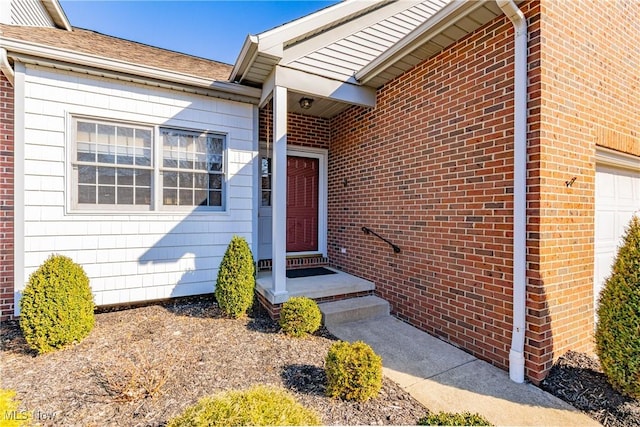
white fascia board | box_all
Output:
[273,65,376,108]
[41,0,72,31]
[2,38,261,101]
[257,0,387,57]
[230,34,259,82]
[260,68,276,108]
[356,0,487,84]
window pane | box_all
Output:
[261,176,271,190]
[261,157,271,175]
[179,189,193,205]
[261,190,271,207]
[136,129,151,148]
[136,170,151,187]
[163,171,177,188]
[135,148,151,166]
[194,173,208,189]
[117,126,134,147]
[179,172,193,188]
[163,189,177,205]
[209,174,222,190]
[78,185,96,204]
[117,168,134,186]
[77,122,96,142]
[98,186,115,204]
[195,190,207,206]
[136,188,151,205]
[78,166,96,184]
[97,124,115,145]
[98,167,115,185]
[209,191,222,207]
[117,187,133,204]
[77,142,96,162]
[97,143,115,164]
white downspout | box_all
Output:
[0,48,15,86]
[496,0,527,383]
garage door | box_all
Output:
[594,161,640,310]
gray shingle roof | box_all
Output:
[0,24,232,81]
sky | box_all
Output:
[59,1,340,65]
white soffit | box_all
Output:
[284,0,450,83]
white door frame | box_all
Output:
[286,146,328,257]
[257,144,328,260]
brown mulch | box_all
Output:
[541,351,640,427]
[1,296,427,426]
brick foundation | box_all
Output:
[256,289,374,320]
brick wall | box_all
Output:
[0,72,14,321]
[259,102,330,149]
[524,0,640,381]
[326,0,638,382]
[329,5,533,377]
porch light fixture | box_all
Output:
[299,97,314,109]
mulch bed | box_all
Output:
[1,296,427,426]
[541,351,640,427]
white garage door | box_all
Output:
[594,160,640,311]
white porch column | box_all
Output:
[271,85,288,299]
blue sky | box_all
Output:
[59,1,340,65]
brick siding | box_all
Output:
[0,72,14,321]
[259,102,330,150]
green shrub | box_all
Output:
[167,384,321,426]
[214,236,255,318]
[595,215,640,398]
[0,389,30,426]
[325,340,382,402]
[418,411,492,426]
[19,254,94,354]
[279,297,322,337]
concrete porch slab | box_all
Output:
[255,267,374,304]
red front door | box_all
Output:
[287,156,319,252]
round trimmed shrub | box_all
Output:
[0,389,30,426]
[595,215,640,398]
[418,411,492,426]
[214,236,255,318]
[325,340,383,402]
[167,384,321,426]
[279,296,322,337]
[20,254,94,354]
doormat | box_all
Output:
[286,267,337,279]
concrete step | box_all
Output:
[319,295,390,327]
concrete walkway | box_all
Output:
[326,316,601,426]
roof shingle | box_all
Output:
[0,25,232,81]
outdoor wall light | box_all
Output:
[299,97,314,109]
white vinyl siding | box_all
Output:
[18,64,256,306]
[288,0,449,81]
[10,0,55,27]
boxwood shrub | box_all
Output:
[168,384,321,426]
[19,254,94,354]
[595,215,640,398]
[418,411,492,426]
[214,236,255,318]
[325,340,382,402]
[279,296,322,337]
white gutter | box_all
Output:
[496,0,528,384]
[0,48,14,86]
[1,38,261,101]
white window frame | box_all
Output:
[68,115,228,213]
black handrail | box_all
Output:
[361,226,401,253]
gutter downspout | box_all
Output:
[0,48,15,86]
[496,0,527,384]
